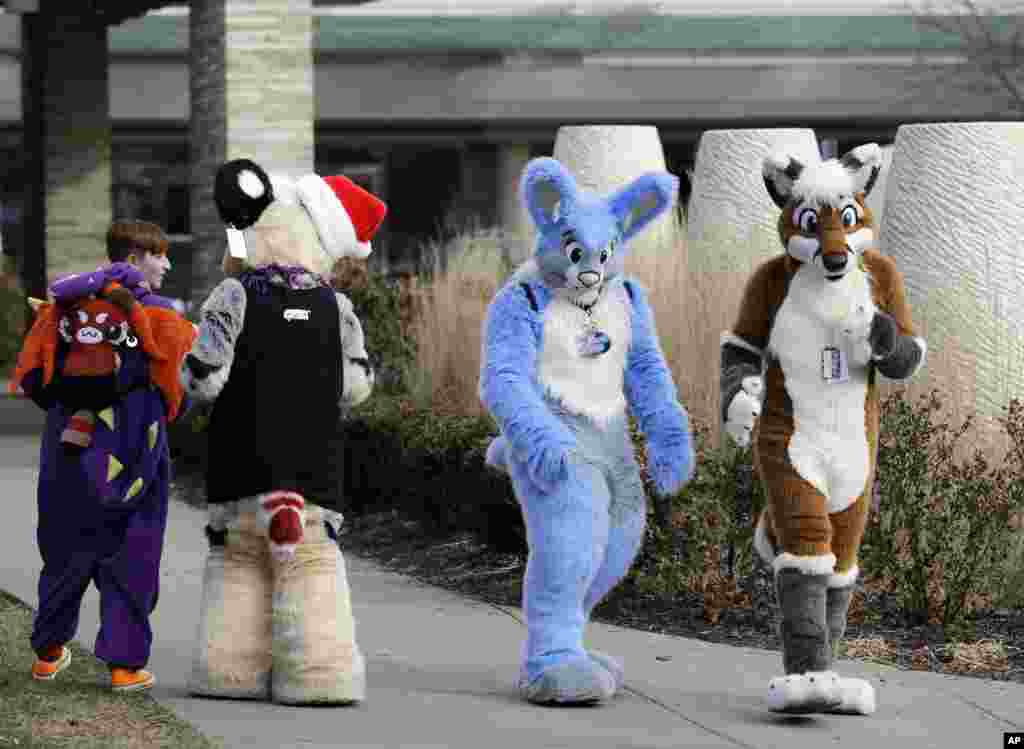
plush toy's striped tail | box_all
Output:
[259,491,306,561]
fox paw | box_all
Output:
[766,671,842,714]
[825,676,876,715]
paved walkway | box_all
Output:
[2,393,1023,748]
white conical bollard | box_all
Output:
[686,128,821,276]
[864,143,894,230]
[551,125,680,256]
[498,143,533,267]
[880,121,1024,418]
[683,128,820,441]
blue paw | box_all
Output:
[649,440,696,497]
[519,657,615,705]
[526,443,570,494]
[485,436,509,474]
[588,651,624,693]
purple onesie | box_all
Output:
[24,264,181,669]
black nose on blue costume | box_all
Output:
[578,271,601,288]
[214,158,274,230]
[822,253,848,274]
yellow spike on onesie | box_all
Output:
[107,455,124,482]
[124,477,144,501]
[98,408,115,430]
[148,421,159,450]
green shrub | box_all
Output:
[628,389,1024,633]
[630,420,766,603]
[995,526,1024,610]
[332,268,418,397]
[344,396,525,552]
[861,391,1024,632]
[0,284,26,375]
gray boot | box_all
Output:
[766,568,841,713]
[826,585,854,657]
[776,568,832,674]
[824,584,878,715]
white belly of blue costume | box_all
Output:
[536,289,632,424]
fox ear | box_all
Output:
[762,153,805,208]
[606,172,679,243]
[840,143,883,197]
[521,158,579,234]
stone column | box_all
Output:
[225,0,314,176]
[189,0,315,304]
[880,122,1024,419]
[685,128,820,276]
[34,10,112,283]
[497,142,532,267]
[552,125,679,258]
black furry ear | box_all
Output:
[839,143,884,197]
[762,153,804,209]
[214,158,274,230]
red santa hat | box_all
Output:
[296,173,387,261]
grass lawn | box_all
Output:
[0,589,220,749]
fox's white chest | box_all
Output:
[538,286,632,423]
[768,266,875,511]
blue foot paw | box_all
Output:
[519,657,616,706]
[588,651,624,693]
[485,437,509,475]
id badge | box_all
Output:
[822,346,850,384]
[226,226,248,259]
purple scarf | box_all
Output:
[238,264,330,296]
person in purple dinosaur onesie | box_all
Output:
[11,266,195,692]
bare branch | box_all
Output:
[910,0,1024,112]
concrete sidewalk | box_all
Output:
[1,422,1023,748]
[0,379,44,433]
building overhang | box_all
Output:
[0,6,1014,128]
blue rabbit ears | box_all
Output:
[520,157,679,246]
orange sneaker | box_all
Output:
[31,645,71,681]
[110,667,155,692]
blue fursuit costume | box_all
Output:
[480,157,696,705]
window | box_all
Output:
[111,141,191,237]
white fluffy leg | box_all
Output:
[188,515,273,700]
[826,676,876,715]
[767,671,842,714]
[271,511,365,706]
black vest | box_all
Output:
[205,283,343,508]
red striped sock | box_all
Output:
[61,412,96,448]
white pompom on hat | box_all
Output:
[295,174,388,260]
